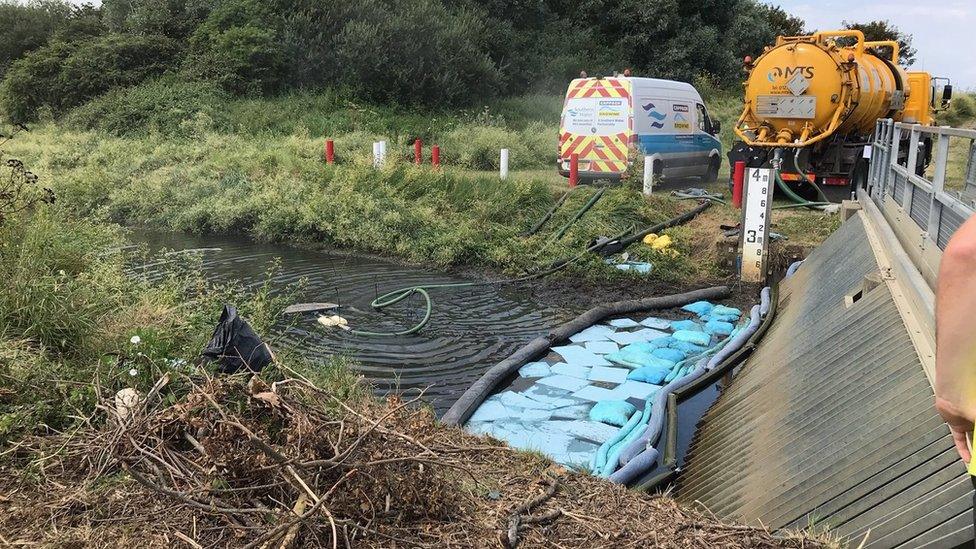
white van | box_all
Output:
[558,76,722,182]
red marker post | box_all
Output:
[431,145,441,168]
[732,160,746,209]
[325,139,335,165]
[414,139,423,165]
[569,153,579,188]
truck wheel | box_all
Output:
[703,157,720,183]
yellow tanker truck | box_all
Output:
[729,29,952,198]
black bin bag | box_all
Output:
[202,305,273,374]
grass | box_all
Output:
[0,204,322,444]
[5,121,741,284]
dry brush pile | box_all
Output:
[0,367,836,548]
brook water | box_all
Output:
[131,232,576,414]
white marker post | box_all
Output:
[378,140,387,166]
[499,148,509,180]
[739,167,775,282]
[372,142,381,168]
[642,155,654,195]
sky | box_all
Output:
[766,0,976,90]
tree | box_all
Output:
[842,20,916,66]
[0,33,179,122]
[0,0,72,77]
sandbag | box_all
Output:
[680,300,714,316]
[670,339,707,354]
[627,364,671,384]
[670,319,703,332]
[589,400,637,427]
[711,305,742,318]
[201,305,273,374]
[672,329,711,346]
[704,320,734,336]
[651,347,686,363]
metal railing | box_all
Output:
[865,119,976,287]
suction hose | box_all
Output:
[349,199,712,338]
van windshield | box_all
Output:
[562,96,629,136]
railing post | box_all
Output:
[903,125,920,213]
[926,130,950,244]
[889,124,903,204]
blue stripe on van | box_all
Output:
[636,134,721,155]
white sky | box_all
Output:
[766,0,976,90]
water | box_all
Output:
[130,232,576,414]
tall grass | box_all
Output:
[0,205,308,443]
[5,124,722,281]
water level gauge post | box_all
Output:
[739,167,774,282]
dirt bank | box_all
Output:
[0,371,833,548]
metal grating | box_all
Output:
[677,215,972,548]
[910,186,931,229]
[892,171,906,205]
[938,204,965,250]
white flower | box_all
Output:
[130,335,141,345]
[128,368,138,377]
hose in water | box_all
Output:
[349,199,708,337]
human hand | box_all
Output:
[936,396,973,463]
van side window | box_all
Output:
[696,104,711,133]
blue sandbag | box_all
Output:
[651,347,686,363]
[711,305,741,318]
[707,313,739,323]
[670,340,707,354]
[591,408,643,471]
[589,400,637,427]
[670,319,702,332]
[627,363,671,384]
[599,404,652,476]
[608,344,675,370]
[704,320,734,336]
[672,330,711,346]
[681,300,714,316]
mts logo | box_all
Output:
[767,66,815,81]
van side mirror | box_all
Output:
[711,119,721,135]
[942,85,953,109]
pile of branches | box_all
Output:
[0,367,840,548]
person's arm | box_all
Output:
[935,214,976,462]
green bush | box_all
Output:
[0,0,72,77]
[0,33,180,122]
[64,78,229,136]
[938,93,976,128]
[184,0,284,95]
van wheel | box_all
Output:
[703,157,720,183]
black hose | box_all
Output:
[522,187,577,237]
[597,200,712,255]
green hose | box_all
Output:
[346,197,704,338]
[549,186,606,242]
[789,150,831,204]
[774,171,828,210]
[523,187,576,236]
